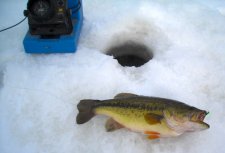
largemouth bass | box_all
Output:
[76,93,209,139]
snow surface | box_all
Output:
[1,0,225,153]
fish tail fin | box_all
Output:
[76,99,99,124]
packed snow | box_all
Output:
[1,0,225,153]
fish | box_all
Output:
[76,93,209,139]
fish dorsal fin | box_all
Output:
[144,113,164,125]
[114,93,139,99]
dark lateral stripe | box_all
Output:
[94,101,164,111]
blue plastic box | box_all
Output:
[23,0,83,53]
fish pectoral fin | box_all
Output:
[144,113,164,125]
[114,93,139,99]
[105,118,124,132]
[144,131,160,135]
[145,131,161,140]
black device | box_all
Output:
[24,0,73,36]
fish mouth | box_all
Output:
[191,111,209,122]
[191,111,210,128]
[199,121,210,129]
[190,111,210,130]
[197,111,208,121]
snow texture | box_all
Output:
[1,0,225,153]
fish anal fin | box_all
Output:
[114,93,139,99]
[147,135,160,140]
[105,118,124,132]
[144,113,163,125]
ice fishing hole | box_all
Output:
[106,41,153,67]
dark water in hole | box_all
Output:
[116,55,147,67]
[107,41,153,67]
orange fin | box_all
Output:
[144,131,160,135]
[147,135,160,140]
[144,113,163,125]
[105,118,124,132]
